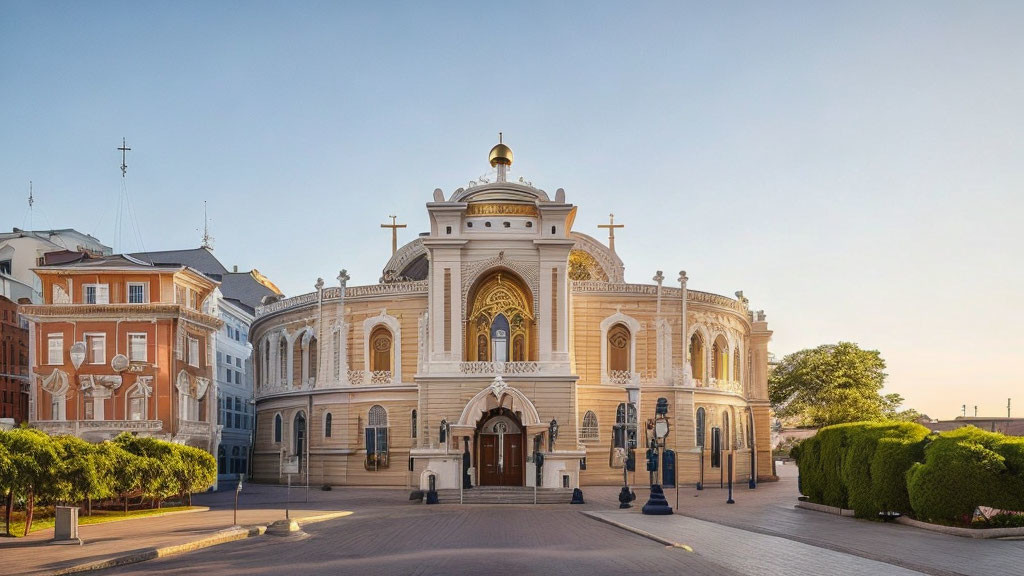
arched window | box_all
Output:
[689,332,705,381]
[607,323,631,373]
[309,336,318,379]
[279,338,288,380]
[366,404,389,470]
[274,413,282,443]
[712,336,728,381]
[580,410,599,442]
[695,407,706,449]
[722,411,731,451]
[370,326,393,373]
[218,445,226,474]
[733,347,741,383]
[325,412,333,438]
[411,409,417,439]
[512,334,525,362]
[615,402,638,448]
[294,411,307,468]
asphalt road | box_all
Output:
[93,507,741,576]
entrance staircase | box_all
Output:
[433,486,573,505]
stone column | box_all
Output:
[337,270,350,385]
[678,271,689,386]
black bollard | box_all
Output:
[726,453,735,504]
[571,488,585,505]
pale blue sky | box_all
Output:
[2,2,1022,420]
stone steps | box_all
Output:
[432,487,573,505]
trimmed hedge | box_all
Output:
[794,421,929,518]
[906,427,1024,524]
[796,423,1024,525]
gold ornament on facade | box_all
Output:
[466,272,534,362]
[489,134,513,167]
[568,249,609,282]
[465,203,538,217]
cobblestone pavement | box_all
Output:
[94,508,738,576]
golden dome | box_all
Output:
[489,142,513,167]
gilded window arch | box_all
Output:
[712,335,729,381]
[369,325,393,372]
[689,332,705,381]
[465,270,534,363]
[607,323,631,373]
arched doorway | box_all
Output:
[475,407,525,486]
[466,271,534,363]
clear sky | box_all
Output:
[2,2,1021,420]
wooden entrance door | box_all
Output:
[478,433,524,486]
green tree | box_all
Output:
[52,435,105,514]
[174,444,217,506]
[0,428,59,535]
[769,342,916,427]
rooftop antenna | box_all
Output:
[201,201,214,250]
[27,181,33,229]
[1009,398,1012,418]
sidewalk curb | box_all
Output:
[43,511,352,575]
[581,512,693,552]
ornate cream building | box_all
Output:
[250,140,773,493]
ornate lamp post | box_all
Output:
[617,384,640,508]
[642,397,673,515]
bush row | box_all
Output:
[794,422,1024,525]
[0,428,216,536]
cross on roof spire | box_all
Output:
[118,138,131,177]
[380,214,407,255]
[597,213,625,253]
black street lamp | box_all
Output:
[548,418,558,452]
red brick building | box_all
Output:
[20,254,222,453]
[0,295,29,423]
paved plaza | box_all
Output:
[4,463,1023,575]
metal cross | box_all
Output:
[380,214,407,255]
[598,213,624,252]
[118,138,131,177]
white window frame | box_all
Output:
[129,395,146,421]
[128,332,148,362]
[47,334,64,365]
[127,282,149,304]
[83,283,109,304]
[85,332,106,365]
[187,336,200,367]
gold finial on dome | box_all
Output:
[489,132,513,167]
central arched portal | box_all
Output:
[466,270,534,363]
[475,407,526,486]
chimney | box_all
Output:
[233,265,238,273]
